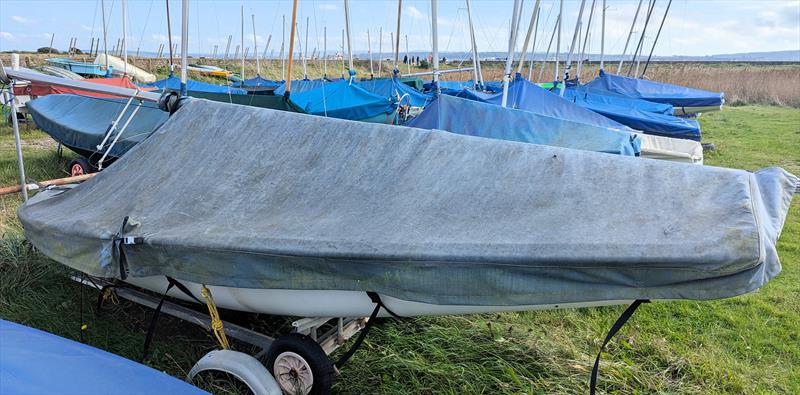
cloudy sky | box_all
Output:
[1,0,798,57]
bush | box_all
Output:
[36,47,59,54]
[418,59,429,69]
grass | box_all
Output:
[0,105,798,394]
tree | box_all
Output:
[37,47,59,54]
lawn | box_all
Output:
[0,105,798,394]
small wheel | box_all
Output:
[68,157,96,177]
[265,333,334,395]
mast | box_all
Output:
[516,0,542,76]
[122,0,128,76]
[465,0,484,88]
[537,18,557,82]
[281,15,286,80]
[367,29,374,77]
[377,27,382,77]
[341,29,345,78]
[180,0,188,96]
[262,34,271,59]
[577,0,596,81]
[344,0,354,78]
[405,34,410,74]
[431,0,440,92]
[617,0,643,73]
[527,7,540,80]
[641,0,671,78]
[500,0,522,107]
[285,0,299,94]
[101,0,109,69]
[554,0,562,85]
[561,0,587,96]
[323,27,328,79]
[240,5,245,80]
[303,17,309,79]
[600,0,605,70]
[252,14,260,75]
[393,0,402,73]
[630,0,655,77]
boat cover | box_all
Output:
[405,94,641,156]
[144,77,247,95]
[235,76,283,90]
[560,86,703,141]
[287,79,395,122]
[273,79,327,96]
[585,70,725,108]
[16,77,156,99]
[427,80,503,93]
[27,94,168,159]
[358,77,433,108]
[564,85,674,115]
[0,320,206,395]
[18,99,797,307]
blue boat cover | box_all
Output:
[565,85,674,115]
[0,319,206,395]
[273,79,327,96]
[405,94,641,156]
[449,75,631,131]
[288,79,395,122]
[585,70,724,108]
[236,75,283,89]
[27,94,169,159]
[144,77,247,95]
[559,86,702,141]
[424,80,503,93]
[358,78,433,108]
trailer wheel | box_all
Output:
[68,157,95,177]
[265,333,334,395]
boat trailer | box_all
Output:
[73,275,368,395]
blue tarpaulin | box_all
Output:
[585,70,724,108]
[559,86,702,141]
[424,80,503,92]
[0,320,206,395]
[235,75,283,89]
[273,79,327,96]
[358,77,433,108]
[405,93,641,156]
[287,78,395,122]
[144,76,247,95]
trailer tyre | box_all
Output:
[68,157,95,177]
[265,333,334,395]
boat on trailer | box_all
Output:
[45,57,112,78]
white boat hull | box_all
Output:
[126,276,628,318]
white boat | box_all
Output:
[94,53,156,83]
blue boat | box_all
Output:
[405,93,641,156]
[45,57,112,77]
[584,70,724,115]
[234,75,283,94]
[286,78,397,123]
[144,77,303,112]
[0,319,206,395]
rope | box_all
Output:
[201,285,230,350]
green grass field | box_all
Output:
[0,105,798,394]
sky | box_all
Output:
[1,0,798,57]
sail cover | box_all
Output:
[18,99,796,307]
[585,70,725,108]
[405,94,641,156]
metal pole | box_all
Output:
[180,0,188,96]
[465,0,484,87]
[630,0,655,77]
[600,0,606,70]
[641,0,670,78]
[101,0,109,69]
[122,0,128,76]
[241,5,245,79]
[431,0,439,92]
[48,33,55,55]
[323,27,328,79]
[9,75,27,201]
[281,15,286,80]
[561,0,587,96]
[224,35,232,59]
[341,29,345,78]
[166,0,174,72]
[516,0,542,76]
[500,0,522,107]
[577,0,596,81]
[367,29,373,77]
[304,17,309,79]
[527,7,540,80]
[394,0,403,72]
[252,14,260,75]
[554,0,562,84]
[344,0,354,76]
[405,34,410,75]
[377,27,382,77]
[617,0,643,73]
[285,0,299,94]
[263,34,271,60]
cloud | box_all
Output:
[319,3,337,11]
[407,6,425,20]
[11,15,35,25]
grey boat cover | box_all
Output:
[18,99,797,307]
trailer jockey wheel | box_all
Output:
[265,333,334,395]
[67,157,96,177]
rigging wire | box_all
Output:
[136,0,155,56]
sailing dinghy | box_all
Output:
[18,98,796,318]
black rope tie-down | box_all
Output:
[141,276,202,361]
[333,292,402,370]
[590,299,649,395]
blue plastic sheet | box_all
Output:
[560,86,702,141]
[0,320,207,395]
[236,76,283,89]
[273,79,327,96]
[358,77,433,108]
[405,93,641,156]
[585,70,724,108]
[287,79,395,122]
[144,76,246,95]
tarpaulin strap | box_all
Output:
[334,292,401,369]
[200,285,230,350]
[165,276,202,304]
[114,216,131,280]
[141,281,176,361]
[589,299,648,395]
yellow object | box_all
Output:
[81,324,88,331]
[201,285,230,350]
[208,70,232,77]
